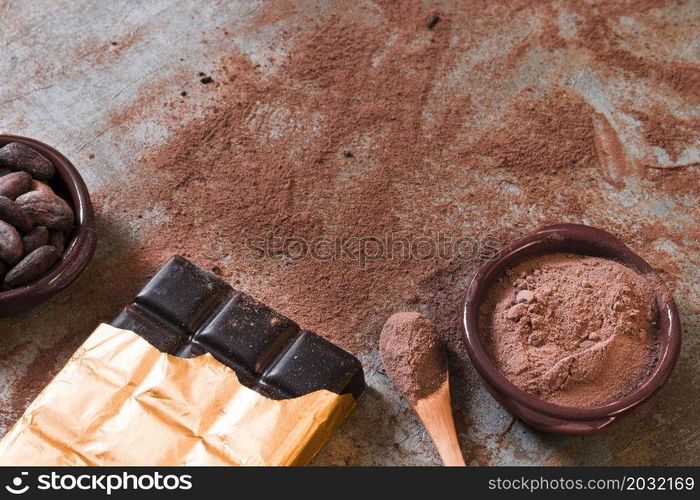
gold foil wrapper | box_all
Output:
[0,324,356,466]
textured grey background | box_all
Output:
[0,0,698,465]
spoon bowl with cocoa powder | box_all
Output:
[380,312,465,466]
[463,224,681,435]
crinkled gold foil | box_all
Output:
[0,324,356,466]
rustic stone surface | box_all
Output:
[0,0,697,466]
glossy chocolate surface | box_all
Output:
[112,255,366,400]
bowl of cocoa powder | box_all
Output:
[0,135,96,316]
[463,224,681,434]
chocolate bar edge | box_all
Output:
[111,256,366,401]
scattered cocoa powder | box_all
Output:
[380,312,446,404]
[104,15,599,357]
[629,106,700,164]
[86,1,698,367]
[87,1,696,346]
[4,2,699,463]
[479,254,660,408]
[575,9,700,104]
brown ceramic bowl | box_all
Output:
[463,224,681,434]
[0,135,96,316]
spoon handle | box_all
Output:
[414,378,466,466]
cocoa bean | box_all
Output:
[0,142,55,181]
[0,195,33,232]
[0,220,23,264]
[15,190,74,231]
[22,226,49,255]
[4,245,60,288]
[30,180,55,196]
[48,230,67,253]
[0,171,32,199]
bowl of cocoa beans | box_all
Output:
[0,135,96,316]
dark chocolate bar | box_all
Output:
[112,256,366,400]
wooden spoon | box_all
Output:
[413,376,465,466]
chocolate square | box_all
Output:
[134,256,233,333]
[112,256,366,400]
[260,330,365,398]
[193,293,299,375]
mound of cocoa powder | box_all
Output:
[380,312,446,404]
[94,1,698,363]
[479,253,660,408]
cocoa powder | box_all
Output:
[85,0,698,363]
[1,0,698,465]
[629,106,699,165]
[479,254,660,408]
[90,1,697,364]
[380,312,446,404]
